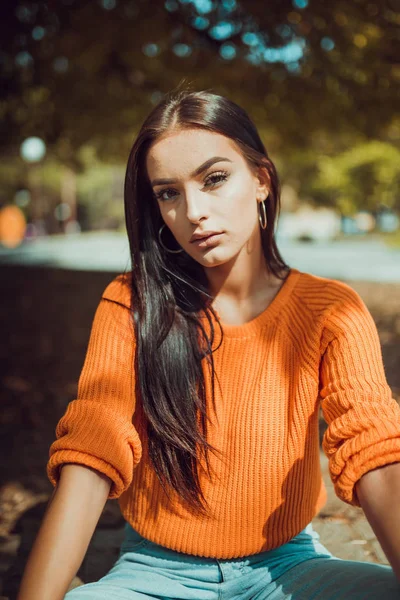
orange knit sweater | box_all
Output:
[47,267,400,559]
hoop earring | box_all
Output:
[258,197,268,230]
[158,224,184,254]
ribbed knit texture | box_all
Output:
[47,267,400,559]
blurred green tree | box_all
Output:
[292,141,400,214]
[1,0,399,165]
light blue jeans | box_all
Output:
[65,522,400,599]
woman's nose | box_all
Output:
[184,188,209,223]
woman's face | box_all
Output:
[145,128,269,268]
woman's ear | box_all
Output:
[255,165,271,200]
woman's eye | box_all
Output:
[204,170,229,188]
[154,188,177,202]
[154,170,229,202]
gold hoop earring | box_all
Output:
[258,197,268,230]
[158,224,184,254]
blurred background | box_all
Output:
[0,0,400,597]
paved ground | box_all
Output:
[1,231,400,282]
[1,264,399,598]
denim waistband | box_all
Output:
[120,521,332,564]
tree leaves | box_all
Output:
[0,0,398,162]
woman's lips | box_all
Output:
[190,232,224,249]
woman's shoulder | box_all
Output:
[292,269,368,335]
[295,268,364,306]
[101,271,132,309]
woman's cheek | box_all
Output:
[160,205,176,227]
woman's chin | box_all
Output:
[195,250,234,268]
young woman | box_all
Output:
[18,90,400,600]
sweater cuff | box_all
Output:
[47,400,142,499]
[324,418,400,506]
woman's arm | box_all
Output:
[356,461,400,583]
[17,463,112,600]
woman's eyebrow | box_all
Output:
[151,156,233,187]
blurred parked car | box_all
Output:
[276,205,341,242]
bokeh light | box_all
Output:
[222,0,237,11]
[263,39,304,63]
[14,189,31,208]
[32,26,46,41]
[292,0,308,8]
[220,42,237,60]
[192,16,209,30]
[242,32,259,46]
[276,25,293,39]
[321,37,335,51]
[54,203,72,221]
[165,0,179,12]
[15,51,33,68]
[209,21,236,40]
[173,43,192,57]
[143,43,160,57]
[353,34,368,48]
[286,61,302,73]
[15,5,36,23]
[150,91,164,105]
[20,137,47,162]
[192,0,213,15]
[101,0,117,9]
[0,205,27,248]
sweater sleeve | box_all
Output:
[319,282,400,507]
[46,274,142,499]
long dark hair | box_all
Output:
[123,87,290,516]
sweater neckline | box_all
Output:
[211,267,301,338]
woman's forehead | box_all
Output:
[146,129,241,176]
